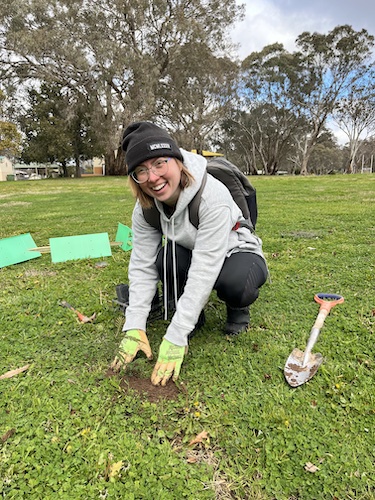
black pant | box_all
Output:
[155,242,267,309]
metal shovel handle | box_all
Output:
[302,293,344,366]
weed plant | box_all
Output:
[0,174,374,499]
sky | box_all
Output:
[231,1,375,145]
[232,0,375,59]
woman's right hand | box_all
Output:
[110,329,153,371]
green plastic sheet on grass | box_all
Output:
[0,233,42,268]
[115,222,133,251]
[49,233,112,263]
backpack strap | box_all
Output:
[188,170,207,229]
[143,202,162,232]
[188,169,253,231]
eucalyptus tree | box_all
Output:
[0,89,21,157]
[333,75,375,173]
[238,26,374,175]
[356,136,375,172]
[294,25,374,174]
[239,43,309,174]
[0,0,243,174]
[19,84,102,177]
[156,47,240,153]
[297,130,342,175]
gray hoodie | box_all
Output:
[123,149,266,346]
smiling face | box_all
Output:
[137,157,183,207]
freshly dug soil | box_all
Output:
[106,369,180,403]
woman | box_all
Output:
[111,121,268,386]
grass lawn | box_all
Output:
[0,174,374,499]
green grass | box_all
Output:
[0,174,374,499]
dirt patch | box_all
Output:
[106,369,180,403]
[4,201,32,207]
[24,269,57,277]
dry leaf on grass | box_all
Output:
[1,428,16,443]
[189,430,208,446]
[305,462,319,473]
[109,461,123,478]
[0,364,30,380]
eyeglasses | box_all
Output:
[130,158,171,184]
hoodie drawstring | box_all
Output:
[163,226,168,320]
[162,219,179,320]
[171,219,178,312]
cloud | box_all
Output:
[230,1,375,145]
[232,0,375,59]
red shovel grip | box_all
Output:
[314,293,344,313]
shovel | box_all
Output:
[284,293,344,387]
[59,301,96,323]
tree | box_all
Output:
[239,44,310,174]
[237,26,374,175]
[303,131,343,174]
[19,84,102,177]
[0,0,243,174]
[294,25,374,174]
[155,40,240,151]
[0,90,21,157]
[346,136,375,172]
[333,74,375,173]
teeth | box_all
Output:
[152,183,166,191]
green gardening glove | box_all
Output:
[111,329,153,371]
[151,339,187,386]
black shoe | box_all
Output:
[188,310,206,340]
[148,292,164,320]
[225,305,249,335]
[114,284,162,319]
[114,283,129,313]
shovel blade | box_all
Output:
[284,348,323,387]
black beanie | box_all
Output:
[122,121,183,173]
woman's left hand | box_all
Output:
[151,339,187,386]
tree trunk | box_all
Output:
[61,160,68,177]
[300,138,314,175]
[105,146,127,176]
[74,154,81,178]
[346,156,355,174]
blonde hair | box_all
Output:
[128,159,196,209]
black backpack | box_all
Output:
[142,157,257,232]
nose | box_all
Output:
[148,169,160,182]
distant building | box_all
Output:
[12,162,61,179]
[81,157,105,176]
[0,156,14,181]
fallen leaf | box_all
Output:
[1,428,16,443]
[95,261,108,268]
[186,456,198,463]
[109,461,123,478]
[189,430,208,446]
[0,364,30,380]
[305,462,319,473]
